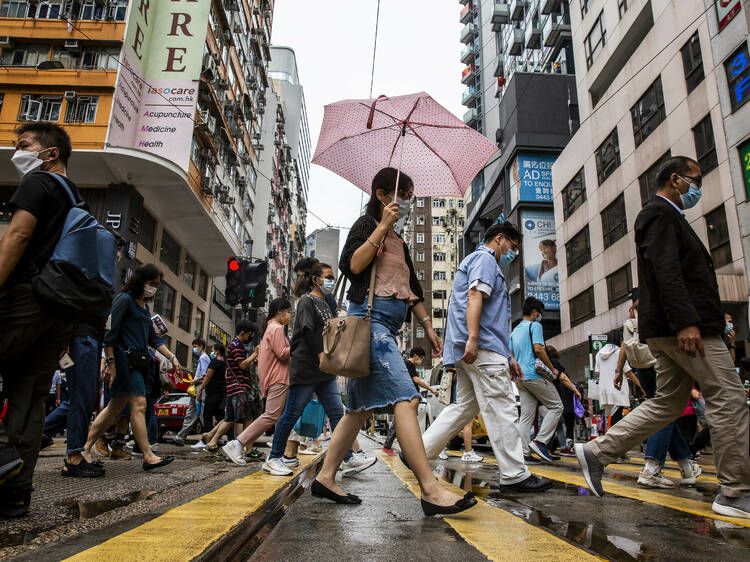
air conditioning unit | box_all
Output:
[63,91,77,100]
[202,55,217,79]
[252,132,261,141]
[238,173,247,186]
[64,40,80,52]
[215,183,229,194]
[264,10,272,20]
[207,115,217,134]
[197,109,210,129]
[247,79,258,91]
[211,52,222,65]
[220,195,235,205]
[217,78,230,90]
[0,37,13,49]
[233,22,242,34]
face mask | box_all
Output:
[726,322,734,335]
[500,248,516,268]
[11,148,52,178]
[143,285,158,298]
[210,352,216,359]
[396,196,412,218]
[536,313,543,323]
[676,177,702,209]
[322,278,336,295]
[193,347,200,356]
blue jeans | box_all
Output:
[636,367,692,463]
[269,379,350,460]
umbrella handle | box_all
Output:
[366,94,389,129]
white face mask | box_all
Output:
[11,148,52,178]
[143,285,158,298]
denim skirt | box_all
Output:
[346,296,420,412]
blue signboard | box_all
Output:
[726,43,750,113]
[517,154,556,202]
[521,209,559,310]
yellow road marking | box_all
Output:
[379,451,602,562]
[64,454,322,561]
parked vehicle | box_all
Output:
[154,392,198,441]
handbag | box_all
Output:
[293,399,326,438]
[622,318,656,369]
[126,348,152,373]
[319,261,377,379]
[528,324,558,382]
[437,368,453,406]
[573,395,585,418]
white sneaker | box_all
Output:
[190,439,206,450]
[680,458,702,484]
[438,448,449,460]
[461,450,483,463]
[637,467,675,488]
[300,446,321,455]
[282,456,300,468]
[221,440,247,466]
[262,457,293,476]
[340,453,377,476]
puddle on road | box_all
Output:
[64,490,156,520]
[433,463,750,561]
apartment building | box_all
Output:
[305,227,340,276]
[0,0,275,369]
[550,0,750,377]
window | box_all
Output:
[433,252,447,262]
[705,205,732,268]
[194,309,205,339]
[0,0,34,17]
[140,209,156,253]
[160,230,181,275]
[639,151,671,204]
[432,216,444,226]
[64,96,98,124]
[416,327,425,338]
[433,234,446,245]
[584,11,606,68]
[570,287,595,327]
[212,287,232,317]
[566,226,591,275]
[595,128,621,185]
[416,198,425,208]
[434,271,447,281]
[449,199,455,208]
[416,215,425,225]
[416,269,425,281]
[183,255,196,289]
[416,251,425,262]
[416,233,424,244]
[562,168,587,219]
[178,297,193,332]
[458,200,465,208]
[153,281,176,322]
[0,44,49,66]
[175,342,189,370]
[432,198,446,208]
[607,264,632,309]
[197,270,209,299]
[631,77,666,146]
[618,0,628,18]
[601,194,627,249]
[693,114,718,174]
[433,290,447,300]
[681,32,704,94]
[580,0,590,16]
[725,44,750,113]
[18,95,62,122]
[433,308,445,319]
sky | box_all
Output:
[270,0,465,241]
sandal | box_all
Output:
[61,460,105,478]
[143,455,175,472]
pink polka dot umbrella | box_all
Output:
[312,92,498,198]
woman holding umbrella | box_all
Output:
[312,168,476,516]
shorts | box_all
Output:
[224,391,253,422]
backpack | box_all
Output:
[622,317,656,369]
[31,172,117,328]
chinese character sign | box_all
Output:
[513,154,557,203]
[522,209,560,310]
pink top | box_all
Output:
[257,320,290,397]
[374,229,417,302]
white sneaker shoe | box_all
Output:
[680,458,702,484]
[461,450,483,463]
[190,439,206,450]
[637,467,675,488]
[282,456,300,468]
[300,446,322,455]
[262,457,293,476]
[340,453,377,476]
[222,440,247,466]
[438,448,449,460]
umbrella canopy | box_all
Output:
[312,92,498,198]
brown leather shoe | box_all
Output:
[95,438,111,457]
[109,441,131,459]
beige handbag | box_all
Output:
[319,263,377,379]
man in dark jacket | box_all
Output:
[576,156,750,519]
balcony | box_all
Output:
[525,22,542,50]
[460,44,477,64]
[541,0,562,15]
[509,0,528,21]
[491,2,510,31]
[459,23,477,44]
[507,28,523,56]
[461,65,477,85]
[459,3,475,24]
[493,54,504,77]
[463,108,478,127]
[543,12,572,48]
[461,86,479,107]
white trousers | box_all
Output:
[422,349,530,484]
[516,377,564,455]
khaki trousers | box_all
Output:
[590,336,750,497]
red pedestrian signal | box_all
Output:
[225,257,268,307]
[228,258,240,272]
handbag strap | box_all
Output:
[366,259,377,319]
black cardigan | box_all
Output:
[339,214,424,305]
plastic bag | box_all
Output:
[293,399,326,438]
[573,395,585,418]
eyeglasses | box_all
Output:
[501,236,519,253]
[679,174,702,188]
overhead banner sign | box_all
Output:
[107,0,211,172]
[717,0,741,30]
[521,209,560,310]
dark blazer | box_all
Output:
[634,196,724,341]
[339,214,424,305]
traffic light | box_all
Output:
[225,257,268,307]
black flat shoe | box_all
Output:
[61,460,105,478]
[143,455,174,471]
[421,492,477,517]
[311,479,362,504]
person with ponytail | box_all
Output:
[221,298,292,465]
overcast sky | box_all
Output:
[271,0,465,240]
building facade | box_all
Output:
[0,0,276,369]
[550,0,750,379]
[305,227,340,275]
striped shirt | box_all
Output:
[225,337,251,397]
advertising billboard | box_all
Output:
[522,209,559,310]
[108,0,211,172]
[717,0,741,30]
[509,154,556,207]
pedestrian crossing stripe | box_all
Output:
[379,450,603,561]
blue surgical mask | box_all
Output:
[500,248,516,268]
[536,313,543,323]
[396,196,412,218]
[210,352,216,359]
[677,177,702,209]
[192,347,200,356]
[322,278,336,295]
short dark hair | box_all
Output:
[123,263,162,298]
[546,344,559,359]
[656,156,699,188]
[409,347,426,359]
[15,122,73,165]
[539,239,556,247]
[192,338,206,348]
[213,343,226,356]
[294,257,319,275]
[522,297,544,316]
[607,328,623,346]
[268,297,292,318]
[483,221,521,244]
[236,320,254,336]
[365,167,414,221]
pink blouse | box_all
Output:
[257,320,290,397]
[374,229,417,302]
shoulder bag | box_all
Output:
[319,261,377,379]
[528,323,558,382]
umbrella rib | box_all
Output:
[405,122,462,191]
[312,124,401,163]
[357,102,401,127]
